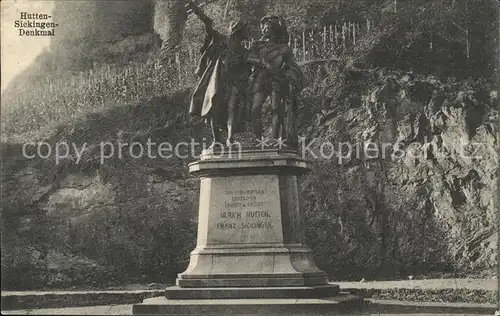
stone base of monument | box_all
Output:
[132,148,364,315]
[164,284,340,299]
[133,293,365,315]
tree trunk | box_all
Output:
[154,0,187,63]
[465,26,470,59]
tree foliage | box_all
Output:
[355,0,498,80]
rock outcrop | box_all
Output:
[50,0,157,69]
[300,64,497,278]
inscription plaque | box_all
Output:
[205,175,283,244]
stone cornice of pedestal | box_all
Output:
[188,149,311,176]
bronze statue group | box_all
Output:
[187,1,305,150]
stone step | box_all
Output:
[2,290,497,314]
[1,290,163,310]
[132,295,498,315]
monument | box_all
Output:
[133,2,364,314]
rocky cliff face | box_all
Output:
[300,64,497,278]
[49,0,157,69]
[52,1,155,44]
[35,0,190,70]
[1,63,496,288]
[1,1,497,289]
[1,92,198,289]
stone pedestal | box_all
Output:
[177,149,328,289]
[133,149,362,314]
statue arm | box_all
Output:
[281,49,295,69]
[278,17,290,45]
[246,45,272,69]
[247,55,272,69]
[186,1,215,36]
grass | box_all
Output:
[0,53,198,143]
[0,31,353,144]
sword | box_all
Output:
[185,1,206,15]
